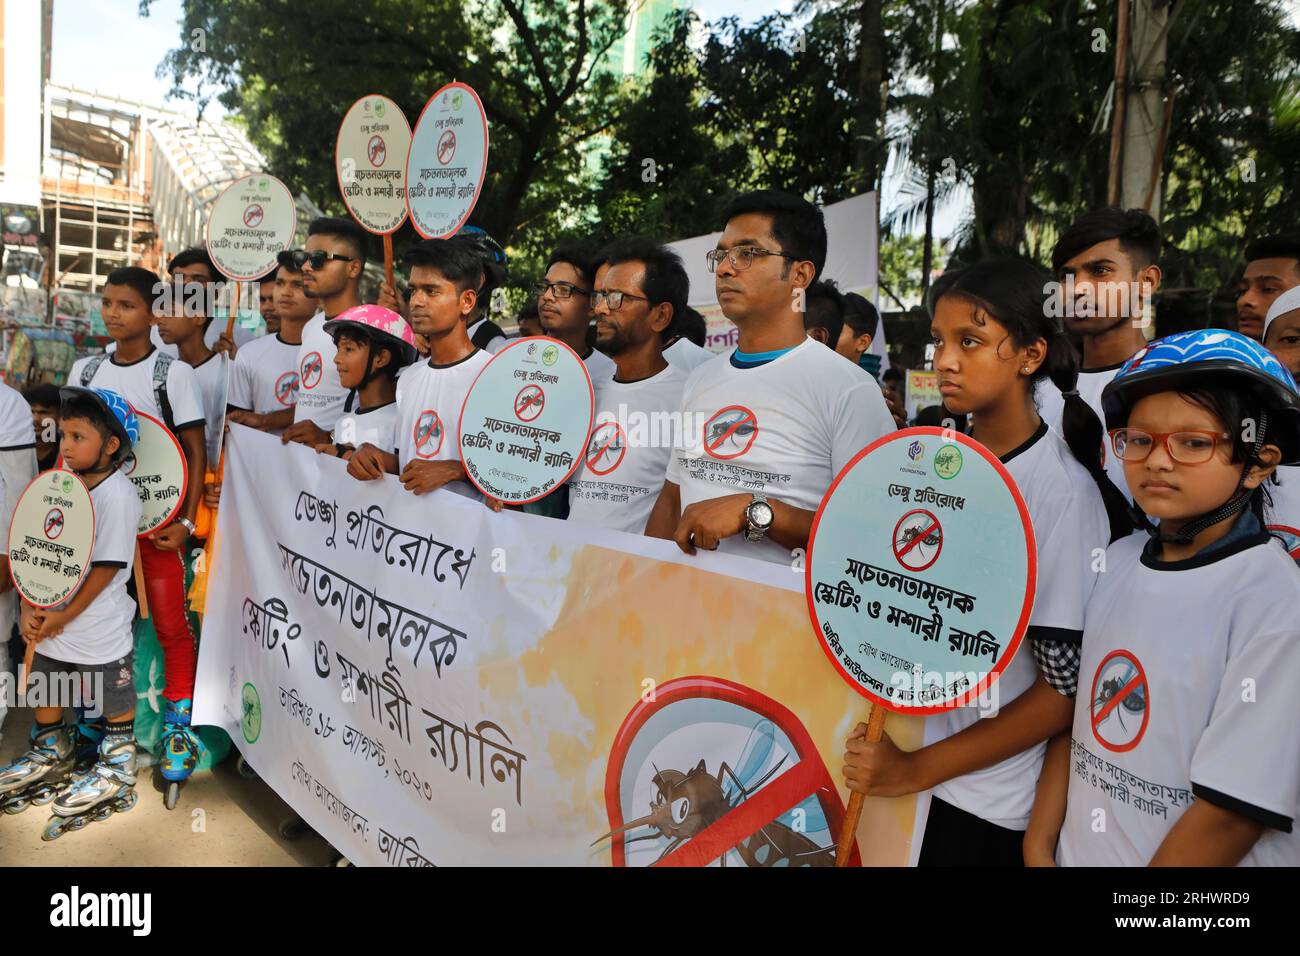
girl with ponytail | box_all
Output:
[842,258,1124,866]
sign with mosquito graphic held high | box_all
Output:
[405,81,489,239]
[458,339,593,504]
[335,94,412,235]
[205,173,296,281]
[8,468,95,608]
[805,427,1037,864]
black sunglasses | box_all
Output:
[278,249,355,271]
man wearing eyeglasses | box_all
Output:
[566,238,690,534]
[280,217,366,447]
[645,190,895,564]
[535,244,617,387]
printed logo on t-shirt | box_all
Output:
[1267,524,1300,562]
[300,352,324,390]
[585,421,627,476]
[1089,649,1150,752]
[413,410,444,459]
[702,405,759,460]
[275,371,300,406]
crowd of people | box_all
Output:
[1,186,1299,865]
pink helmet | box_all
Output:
[323,304,418,368]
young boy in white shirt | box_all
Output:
[0,387,143,835]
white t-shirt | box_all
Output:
[188,353,227,463]
[468,318,509,355]
[0,380,36,450]
[931,423,1110,830]
[334,401,399,455]
[583,347,617,389]
[664,337,715,375]
[39,470,143,666]
[229,333,301,435]
[1036,365,1129,498]
[395,350,492,497]
[568,364,689,534]
[293,313,349,430]
[666,339,895,564]
[1058,529,1300,866]
[69,349,206,434]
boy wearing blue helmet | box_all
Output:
[0,387,144,839]
[1025,330,1300,866]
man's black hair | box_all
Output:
[678,306,707,347]
[841,291,880,339]
[803,280,844,345]
[104,266,162,308]
[719,189,827,282]
[1244,235,1300,267]
[308,216,369,266]
[24,383,62,409]
[594,237,690,331]
[1051,207,1162,274]
[404,239,483,293]
[167,246,220,280]
[546,242,597,287]
[881,366,903,386]
[59,394,117,449]
[517,299,539,323]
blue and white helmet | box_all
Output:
[59,386,140,463]
[1101,329,1300,464]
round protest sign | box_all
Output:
[405,82,489,239]
[805,428,1036,714]
[124,411,188,537]
[459,339,593,503]
[335,94,412,235]
[7,469,95,608]
[205,173,297,280]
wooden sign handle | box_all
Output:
[224,279,241,339]
[134,542,150,620]
[835,703,887,867]
[383,234,396,292]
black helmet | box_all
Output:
[449,225,508,293]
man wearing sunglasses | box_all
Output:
[281,217,365,448]
[567,238,690,534]
[536,243,617,387]
[645,190,894,564]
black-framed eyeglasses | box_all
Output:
[705,245,796,273]
[591,289,650,311]
[279,249,355,271]
[533,279,590,300]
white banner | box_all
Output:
[195,427,927,866]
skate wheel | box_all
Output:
[121,790,138,811]
[4,799,29,815]
[235,756,259,779]
[67,814,89,830]
[31,790,58,806]
[41,818,66,841]
[92,806,114,822]
[278,817,310,840]
[164,782,180,811]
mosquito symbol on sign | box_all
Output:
[368,135,386,167]
[891,509,942,572]
[514,385,545,422]
[44,509,64,539]
[244,204,264,228]
[437,130,457,165]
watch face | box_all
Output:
[750,502,774,527]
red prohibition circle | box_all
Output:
[43,508,65,540]
[274,370,300,406]
[585,421,627,476]
[1268,523,1300,560]
[300,352,324,389]
[891,508,943,572]
[413,410,445,459]
[367,135,386,167]
[437,130,457,164]
[513,384,546,422]
[702,405,759,460]
[243,204,264,227]
[1089,648,1150,753]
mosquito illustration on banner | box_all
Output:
[591,719,836,867]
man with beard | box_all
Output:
[1235,235,1300,342]
[280,218,365,447]
[1038,207,1162,497]
[567,239,690,534]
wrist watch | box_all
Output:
[176,516,197,535]
[744,493,774,542]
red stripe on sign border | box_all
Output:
[653,755,826,868]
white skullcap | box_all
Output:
[1264,285,1300,341]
